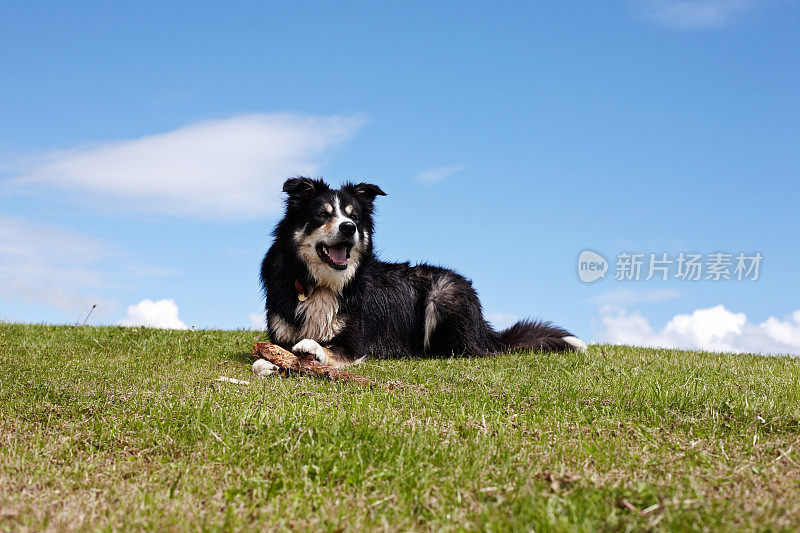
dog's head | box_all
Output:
[280,177,385,291]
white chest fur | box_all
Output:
[268,288,344,345]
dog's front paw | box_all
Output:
[292,339,329,364]
[252,359,279,377]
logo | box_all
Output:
[578,250,608,283]
[576,250,762,283]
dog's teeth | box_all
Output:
[323,246,328,255]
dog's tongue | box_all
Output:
[328,245,348,264]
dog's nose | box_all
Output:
[339,221,356,236]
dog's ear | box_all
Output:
[343,182,387,205]
[282,177,328,206]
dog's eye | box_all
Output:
[316,211,329,220]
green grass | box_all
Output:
[1,323,799,531]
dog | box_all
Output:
[254,177,586,375]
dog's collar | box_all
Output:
[294,279,313,302]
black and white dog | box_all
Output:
[254,177,586,375]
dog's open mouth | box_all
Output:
[316,243,351,270]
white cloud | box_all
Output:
[589,288,681,306]
[0,213,115,316]
[638,0,752,30]
[414,164,466,185]
[249,311,267,331]
[598,304,800,356]
[486,312,518,331]
[118,298,187,329]
[6,113,365,220]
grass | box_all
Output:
[1,323,799,531]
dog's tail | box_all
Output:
[496,319,588,353]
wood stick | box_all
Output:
[252,342,397,390]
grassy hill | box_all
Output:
[1,323,799,531]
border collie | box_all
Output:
[255,177,586,375]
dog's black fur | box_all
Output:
[260,177,584,367]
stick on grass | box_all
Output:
[251,342,397,390]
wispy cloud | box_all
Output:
[486,312,518,331]
[118,298,187,329]
[4,113,366,220]
[597,304,800,356]
[638,0,752,30]
[414,164,466,185]
[0,213,178,322]
[588,288,681,306]
[0,213,116,317]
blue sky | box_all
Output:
[1,1,798,354]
